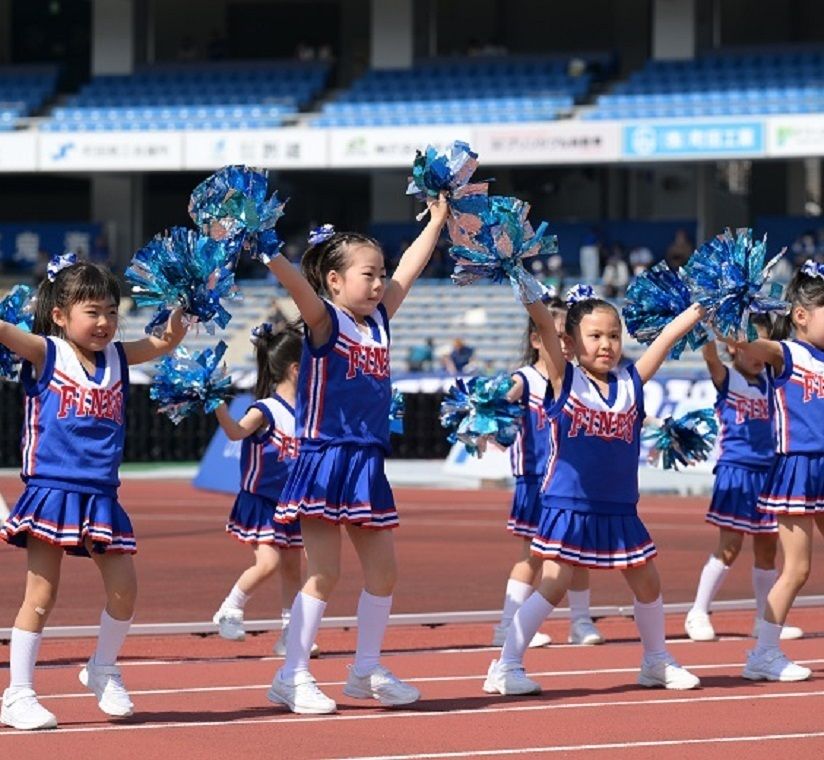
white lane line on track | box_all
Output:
[2,688,824,738]
[33,657,824,701]
[329,731,824,759]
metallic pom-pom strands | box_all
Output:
[189,164,286,263]
[623,261,709,359]
[389,386,405,435]
[682,228,789,340]
[125,227,238,335]
[644,408,719,470]
[150,340,233,425]
[439,374,524,457]
[0,284,35,380]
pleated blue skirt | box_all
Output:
[706,464,776,534]
[0,484,136,556]
[226,490,303,548]
[507,477,542,539]
[757,453,824,515]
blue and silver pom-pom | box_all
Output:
[623,261,709,359]
[125,227,238,335]
[189,165,286,263]
[308,224,336,247]
[439,374,524,457]
[449,195,558,305]
[389,386,405,435]
[46,252,78,282]
[643,408,718,470]
[682,228,789,340]
[0,283,35,380]
[150,340,233,425]
[406,140,490,223]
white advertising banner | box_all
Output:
[183,129,328,170]
[473,121,622,165]
[38,131,183,171]
[328,126,474,168]
[767,115,824,157]
[0,133,38,172]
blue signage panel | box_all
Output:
[623,121,765,158]
[192,394,253,494]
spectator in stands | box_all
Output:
[665,228,694,271]
[629,245,654,276]
[579,229,602,283]
[442,338,475,374]
[407,338,434,373]
[542,254,565,295]
[601,244,630,298]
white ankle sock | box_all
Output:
[752,567,778,620]
[755,619,782,652]
[223,584,249,611]
[9,628,42,691]
[500,579,533,628]
[568,588,591,622]
[500,592,553,666]
[353,590,393,678]
[281,592,326,679]
[691,555,729,615]
[634,596,667,660]
[93,610,132,666]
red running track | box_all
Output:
[2,477,824,758]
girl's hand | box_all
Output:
[426,191,449,229]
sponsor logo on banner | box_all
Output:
[623,120,765,159]
[184,129,327,169]
[473,122,621,164]
[38,131,183,170]
[0,133,38,171]
[328,127,473,168]
[767,115,824,157]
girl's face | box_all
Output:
[794,303,824,349]
[571,307,622,376]
[327,243,386,318]
[52,298,118,356]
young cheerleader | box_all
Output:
[211,323,317,657]
[496,296,604,648]
[0,258,186,730]
[261,195,449,714]
[684,318,803,642]
[725,261,824,681]
[484,289,704,695]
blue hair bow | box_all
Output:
[564,283,596,308]
[47,252,78,282]
[801,259,824,280]
[308,224,335,247]
[250,322,273,345]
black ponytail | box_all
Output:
[254,322,303,400]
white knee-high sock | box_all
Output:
[9,628,42,691]
[752,567,778,620]
[500,579,533,628]
[634,596,667,660]
[353,590,393,678]
[755,619,782,652]
[691,555,729,615]
[567,588,591,622]
[223,584,249,611]
[93,610,132,666]
[500,592,554,666]
[281,592,326,679]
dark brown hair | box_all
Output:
[771,266,824,340]
[521,296,567,365]
[253,322,303,400]
[300,231,382,297]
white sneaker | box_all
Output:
[343,664,420,706]
[492,624,551,648]
[212,606,245,641]
[568,617,605,645]
[272,625,320,658]
[482,659,542,696]
[637,656,701,690]
[1,687,57,730]
[742,648,811,682]
[752,617,804,641]
[79,660,134,717]
[267,670,336,714]
[684,610,716,642]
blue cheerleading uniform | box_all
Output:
[531,361,656,568]
[226,395,303,548]
[758,340,824,514]
[276,300,397,529]
[507,365,550,538]
[706,366,777,534]
[0,336,134,556]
